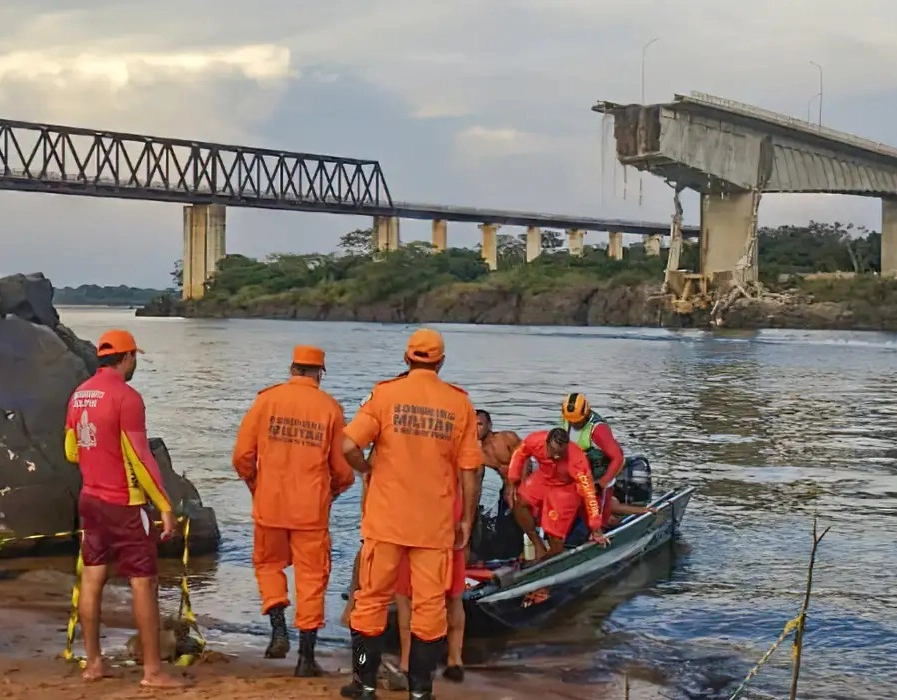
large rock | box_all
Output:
[0,273,220,557]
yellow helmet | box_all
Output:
[561,393,591,423]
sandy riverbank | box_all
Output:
[0,568,664,700]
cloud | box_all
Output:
[455,126,556,159]
[1,0,896,287]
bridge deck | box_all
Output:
[0,117,695,237]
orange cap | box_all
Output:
[96,329,143,357]
[292,345,326,369]
[405,328,445,364]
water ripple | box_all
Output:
[58,309,897,700]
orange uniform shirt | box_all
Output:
[64,368,171,512]
[232,376,355,530]
[344,369,482,549]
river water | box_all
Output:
[52,307,896,699]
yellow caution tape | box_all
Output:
[55,516,206,668]
[726,614,802,700]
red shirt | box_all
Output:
[508,430,602,530]
[64,368,171,512]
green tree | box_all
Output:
[338,228,374,257]
[542,230,565,251]
[171,260,183,290]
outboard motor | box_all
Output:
[614,455,652,506]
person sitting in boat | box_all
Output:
[560,392,625,529]
[506,428,608,559]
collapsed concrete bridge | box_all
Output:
[593,91,897,312]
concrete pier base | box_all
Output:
[431,219,447,251]
[525,227,541,262]
[373,216,400,256]
[182,203,226,300]
[608,231,623,260]
[479,223,500,271]
[567,229,585,257]
[700,191,757,283]
[882,198,897,277]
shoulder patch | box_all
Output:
[358,392,373,407]
[445,381,469,396]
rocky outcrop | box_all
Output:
[138,279,897,331]
[140,282,669,327]
[0,273,220,557]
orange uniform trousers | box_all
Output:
[253,524,331,630]
[350,538,451,642]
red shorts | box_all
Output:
[518,471,583,540]
[395,546,467,599]
[78,494,158,579]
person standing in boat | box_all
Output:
[560,393,625,529]
[340,329,482,700]
[476,409,522,498]
[506,428,608,559]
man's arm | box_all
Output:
[120,391,172,513]
[591,423,624,489]
[506,436,534,485]
[456,406,485,528]
[342,398,381,475]
[232,397,264,491]
[328,416,356,496]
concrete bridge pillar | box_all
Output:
[567,229,585,257]
[643,234,662,256]
[373,216,400,256]
[182,203,226,300]
[479,223,500,271]
[525,226,541,262]
[700,192,757,282]
[608,231,623,260]
[431,219,447,251]
[881,198,897,276]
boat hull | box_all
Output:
[462,485,694,636]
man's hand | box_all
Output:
[160,511,177,541]
[504,483,518,508]
[647,506,658,514]
[589,529,610,547]
[455,519,472,551]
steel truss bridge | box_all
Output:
[0,118,698,238]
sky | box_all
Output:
[2,0,897,287]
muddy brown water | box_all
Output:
[5,307,896,700]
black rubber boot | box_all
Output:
[294,629,324,677]
[407,635,445,700]
[264,604,290,659]
[442,664,464,683]
[339,630,382,699]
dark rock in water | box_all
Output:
[0,273,220,557]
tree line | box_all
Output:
[173,221,884,303]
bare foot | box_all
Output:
[81,659,116,681]
[139,670,191,688]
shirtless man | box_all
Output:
[476,409,521,499]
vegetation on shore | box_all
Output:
[158,221,892,309]
[54,284,168,306]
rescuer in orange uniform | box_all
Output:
[232,346,355,677]
[64,330,185,689]
[507,428,607,559]
[340,329,482,700]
